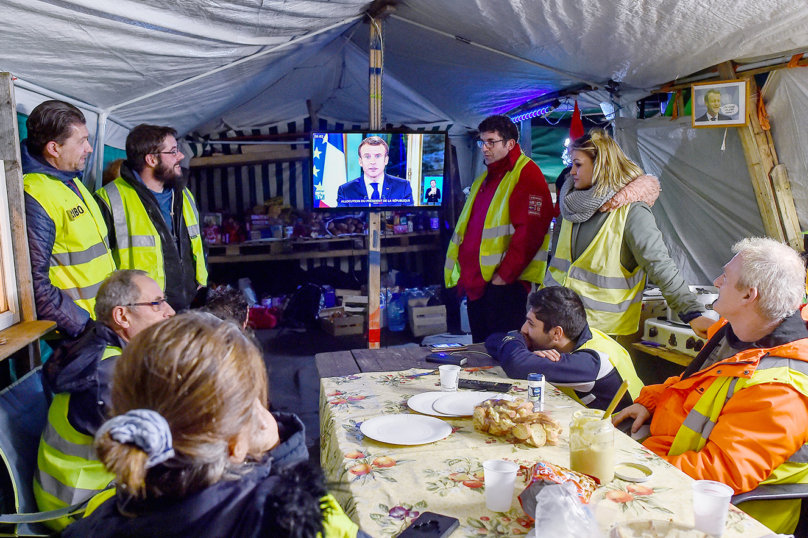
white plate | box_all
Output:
[408,392,457,417]
[432,392,515,417]
[360,414,453,445]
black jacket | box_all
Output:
[43,322,125,436]
[96,163,200,312]
[21,141,93,337]
[61,413,358,538]
[485,326,633,412]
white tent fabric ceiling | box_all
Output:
[2,0,808,138]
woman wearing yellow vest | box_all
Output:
[544,130,714,337]
[486,286,643,412]
[63,312,368,538]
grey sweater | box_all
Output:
[551,201,703,319]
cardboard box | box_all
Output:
[407,297,447,337]
[319,306,363,337]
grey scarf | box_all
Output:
[559,176,616,223]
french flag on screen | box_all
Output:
[312,133,347,208]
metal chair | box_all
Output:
[732,484,808,538]
[0,367,88,537]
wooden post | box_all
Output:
[717,61,802,250]
[0,73,36,322]
[367,16,383,349]
[0,72,43,369]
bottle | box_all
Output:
[388,293,406,332]
[527,373,545,411]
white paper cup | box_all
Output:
[691,480,733,536]
[483,459,519,512]
[439,365,461,392]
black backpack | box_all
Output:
[284,283,322,325]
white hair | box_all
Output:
[732,237,806,321]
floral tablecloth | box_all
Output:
[320,367,772,537]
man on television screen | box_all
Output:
[336,136,414,207]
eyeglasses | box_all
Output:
[151,148,180,156]
[477,139,504,149]
[122,298,169,312]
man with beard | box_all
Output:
[96,125,207,312]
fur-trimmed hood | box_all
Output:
[599,174,660,212]
[62,413,327,538]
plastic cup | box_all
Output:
[691,480,733,536]
[483,459,519,512]
[439,365,461,392]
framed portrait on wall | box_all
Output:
[691,79,748,128]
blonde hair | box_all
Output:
[569,130,644,196]
[96,312,268,500]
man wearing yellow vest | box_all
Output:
[96,124,207,312]
[34,269,175,529]
[21,100,117,337]
[486,286,642,412]
[445,115,553,343]
[614,237,808,535]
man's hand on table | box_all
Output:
[612,403,651,434]
[532,349,561,362]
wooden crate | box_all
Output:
[407,298,447,337]
[319,307,364,337]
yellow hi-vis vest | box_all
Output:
[445,154,550,288]
[555,327,644,406]
[23,173,116,318]
[97,179,208,289]
[668,354,808,534]
[543,205,645,335]
[33,346,120,530]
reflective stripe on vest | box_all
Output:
[98,179,208,289]
[543,206,646,335]
[23,173,116,318]
[579,328,644,400]
[34,346,120,526]
[554,328,644,406]
[668,353,808,489]
[445,154,550,287]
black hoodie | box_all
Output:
[96,163,201,312]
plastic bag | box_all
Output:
[527,483,603,538]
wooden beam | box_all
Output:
[0,73,36,322]
[770,164,803,249]
[726,62,803,250]
[652,58,808,95]
[189,148,308,168]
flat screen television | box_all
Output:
[310,131,447,211]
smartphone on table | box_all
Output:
[398,512,459,538]
[429,343,467,352]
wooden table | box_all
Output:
[0,320,56,372]
[320,367,774,538]
[632,342,694,367]
[315,343,497,378]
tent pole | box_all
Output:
[390,14,600,89]
[93,111,108,191]
[12,77,133,129]
[367,15,384,350]
[105,16,362,114]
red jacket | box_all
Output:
[637,310,808,493]
[457,144,553,300]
